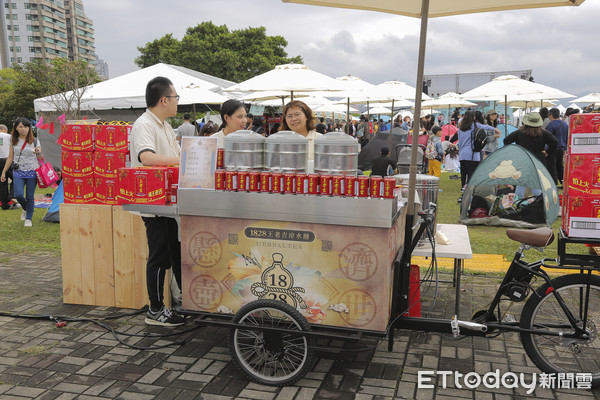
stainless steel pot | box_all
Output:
[224,130,265,171]
[265,130,308,173]
[314,132,359,176]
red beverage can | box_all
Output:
[237,170,249,192]
[357,175,369,198]
[307,174,320,195]
[215,169,225,190]
[370,176,382,198]
[283,173,296,194]
[272,172,284,193]
[345,175,357,197]
[217,148,224,169]
[170,183,178,204]
[249,171,260,192]
[260,172,272,193]
[225,170,237,191]
[332,175,344,196]
[383,177,395,199]
[320,175,332,196]
[296,174,307,195]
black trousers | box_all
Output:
[460,160,480,187]
[554,149,565,184]
[0,158,13,209]
[142,216,181,311]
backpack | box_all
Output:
[356,125,365,138]
[471,123,488,153]
[425,137,438,160]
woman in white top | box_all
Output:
[211,99,247,148]
[0,118,42,227]
[280,100,321,162]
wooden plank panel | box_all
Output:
[113,206,137,308]
[132,213,149,309]
[60,203,83,304]
[92,205,115,307]
[79,205,95,305]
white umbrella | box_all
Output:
[224,63,345,97]
[368,80,431,101]
[461,75,574,101]
[237,90,310,102]
[281,0,586,294]
[497,97,557,109]
[421,92,476,109]
[314,103,359,113]
[364,107,392,114]
[571,92,600,104]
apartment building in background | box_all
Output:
[0,0,98,71]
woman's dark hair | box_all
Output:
[219,99,245,131]
[459,110,476,131]
[11,117,34,146]
[521,125,542,137]
[145,76,174,108]
[485,113,498,128]
[199,122,218,136]
[280,100,315,132]
[252,116,263,128]
[475,111,485,124]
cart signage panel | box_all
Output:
[181,215,404,332]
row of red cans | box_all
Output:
[215,170,396,198]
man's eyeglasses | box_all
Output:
[165,95,180,101]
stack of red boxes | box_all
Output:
[61,123,131,204]
[562,113,600,238]
[61,124,96,204]
[116,166,178,205]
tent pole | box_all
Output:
[397,0,429,318]
[389,99,395,149]
[504,95,508,137]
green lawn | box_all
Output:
[0,173,585,260]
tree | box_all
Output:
[135,21,303,82]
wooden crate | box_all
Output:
[60,204,171,309]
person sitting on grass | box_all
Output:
[371,146,398,177]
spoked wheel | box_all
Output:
[229,299,314,386]
[520,274,600,387]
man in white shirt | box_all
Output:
[0,124,14,210]
[175,113,196,142]
[130,76,184,327]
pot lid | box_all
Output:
[265,130,308,144]
[315,131,358,145]
[223,130,266,143]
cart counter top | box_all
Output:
[124,189,401,228]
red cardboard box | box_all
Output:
[95,125,131,153]
[94,176,120,205]
[569,113,600,154]
[61,151,94,177]
[117,167,170,205]
[94,151,130,178]
[563,154,600,196]
[562,195,600,239]
[167,166,179,185]
[59,124,94,152]
[63,175,96,204]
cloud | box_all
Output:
[83,0,600,97]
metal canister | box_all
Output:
[217,148,225,169]
[283,173,295,194]
[332,175,344,196]
[272,172,283,193]
[345,175,356,197]
[260,171,271,193]
[320,175,332,196]
[249,171,260,192]
[383,177,395,198]
[295,174,307,195]
[225,170,237,191]
[215,169,225,190]
[237,170,249,192]
[357,175,369,197]
[308,174,319,195]
[370,176,382,198]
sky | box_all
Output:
[85,0,600,99]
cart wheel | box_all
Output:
[229,299,314,386]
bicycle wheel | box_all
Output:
[229,299,314,386]
[520,274,600,386]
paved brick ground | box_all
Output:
[0,251,599,399]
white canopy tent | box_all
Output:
[34,63,235,113]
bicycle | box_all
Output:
[392,207,600,387]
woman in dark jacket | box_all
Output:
[503,112,558,165]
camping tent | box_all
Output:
[358,129,409,170]
[42,181,63,223]
[459,145,559,227]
